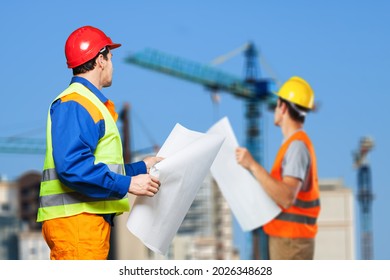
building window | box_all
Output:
[1,203,10,212]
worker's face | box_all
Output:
[101,51,114,88]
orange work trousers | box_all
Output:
[42,213,111,260]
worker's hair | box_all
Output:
[278,97,309,123]
[72,47,110,75]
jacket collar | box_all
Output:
[70,76,108,104]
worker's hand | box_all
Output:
[129,174,161,197]
[143,156,164,173]
[235,147,256,171]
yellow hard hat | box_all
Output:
[276,76,314,109]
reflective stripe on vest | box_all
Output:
[41,164,123,182]
[263,130,320,238]
[37,82,129,222]
[293,198,320,208]
[40,192,123,208]
[275,212,317,225]
[40,164,125,208]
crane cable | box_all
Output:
[258,54,282,88]
[209,42,282,87]
[209,43,251,66]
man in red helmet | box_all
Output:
[37,26,162,260]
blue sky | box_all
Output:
[0,0,389,259]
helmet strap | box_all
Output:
[289,102,307,117]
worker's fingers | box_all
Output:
[143,185,159,197]
[143,177,160,191]
[150,175,161,187]
[149,185,159,193]
[235,147,254,170]
[143,190,155,197]
[128,174,161,197]
[235,148,244,162]
[136,184,158,197]
[144,156,165,169]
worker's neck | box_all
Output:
[76,72,102,90]
[281,119,303,140]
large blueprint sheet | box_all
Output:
[126,117,280,255]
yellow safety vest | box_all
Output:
[37,82,129,222]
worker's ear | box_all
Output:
[280,101,288,114]
[97,54,105,68]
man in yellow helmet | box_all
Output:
[236,76,320,260]
[37,26,162,260]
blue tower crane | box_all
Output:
[125,43,276,259]
[353,136,375,259]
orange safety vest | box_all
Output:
[263,130,320,238]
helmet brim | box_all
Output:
[108,43,121,50]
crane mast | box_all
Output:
[243,43,269,260]
[353,136,375,259]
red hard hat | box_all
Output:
[65,26,121,69]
